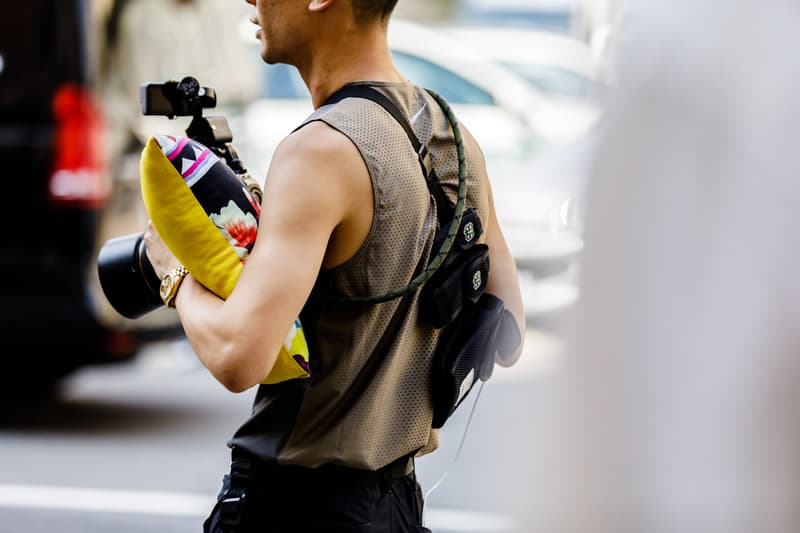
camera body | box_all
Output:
[98,77,261,319]
[140,77,217,118]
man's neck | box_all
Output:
[295,25,406,109]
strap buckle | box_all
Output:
[219,492,247,531]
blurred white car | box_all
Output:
[492,131,598,323]
[235,19,596,177]
[441,25,602,103]
[458,0,582,34]
[234,19,596,323]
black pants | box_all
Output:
[204,450,432,533]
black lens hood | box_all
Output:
[97,233,164,319]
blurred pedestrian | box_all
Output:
[92,0,260,329]
[142,0,524,531]
[513,0,800,531]
[102,0,258,161]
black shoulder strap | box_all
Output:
[324,84,455,225]
[307,84,469,305]
[309,85,450,415]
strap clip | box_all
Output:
[219,493,247,531]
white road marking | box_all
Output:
[0,484,211,517]
[0,484,517,530]
[425,508,518,532]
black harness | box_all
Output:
[317,84,519,428]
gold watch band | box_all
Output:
[160,265,189,308]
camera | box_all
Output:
[98,76,261,319]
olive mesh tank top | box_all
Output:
[230,82,491,470]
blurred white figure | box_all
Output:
[103,0,259,160]
[517,0,800,531]
[92,0,260,329]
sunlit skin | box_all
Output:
[144,0,524,393]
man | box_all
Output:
[144,0,524,530]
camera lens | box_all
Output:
[97,233,164,319]
[177,76,200,98]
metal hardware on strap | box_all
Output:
[219,494,246,531]
[218,457,251,532]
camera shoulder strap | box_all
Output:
[306,84,468,306]
[323,84,455,230]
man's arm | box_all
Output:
[484,179,525,367]
[145,122,365,392]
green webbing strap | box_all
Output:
[313,85,468,305]
[325,85,455,225]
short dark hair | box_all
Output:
[350,0,398,25]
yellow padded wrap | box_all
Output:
[263,320,311,385]
[141,137,242,298]
[140,137,310,384]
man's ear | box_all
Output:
[308,0,334,13]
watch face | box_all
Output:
[160,274,174,300]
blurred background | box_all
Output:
[3,0,797,531]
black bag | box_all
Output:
[430,292,506,428]
[420,209,490,329]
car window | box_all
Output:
[391,51,495,106]
[260,53,496,106]
[504,63,593,99]
[458,9,574,33]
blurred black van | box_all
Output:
[0,0,180,391]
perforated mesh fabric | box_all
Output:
[230,82,491,470]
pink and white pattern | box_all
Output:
[154,135,219,187]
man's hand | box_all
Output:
[143,220,181,279]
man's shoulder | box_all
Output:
[269,120,368,193]
[278,121,359,166]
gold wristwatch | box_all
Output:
[160,265,189,308]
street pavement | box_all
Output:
[0,327,564,533]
